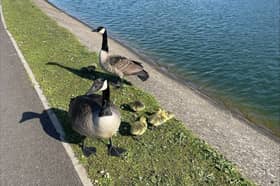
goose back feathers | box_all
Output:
[94,27,149,81]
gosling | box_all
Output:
[130,116,148,136]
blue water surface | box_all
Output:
[49,0,280,134]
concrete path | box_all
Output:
[0,11,83,186]
[33,1,280,186]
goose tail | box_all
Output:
[136,70,149,81]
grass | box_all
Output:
[2,0,255,185]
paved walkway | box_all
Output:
[0,11,82,186]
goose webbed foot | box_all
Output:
[108,138,126,157]
[108,146,126,157]
[81,140,96,157]
[83,147,97,157]
[81,65,96,73]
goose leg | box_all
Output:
[81,138,96,157]
[108,138,126,157]
[148,125,157,130]
[116,77,123,88]
[119,78,124,88]
[132,136,142,141]
[82,139,86,150]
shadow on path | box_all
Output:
[20,108,84,144]
[20,106,135,144]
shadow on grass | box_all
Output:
[19,108,84,145]
[20,107,135,143]
[120,103,135,112]
[46,62,132,86]
[118,121,132,136]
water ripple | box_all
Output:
[50,0,280,133]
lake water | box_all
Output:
[48,0,280,135]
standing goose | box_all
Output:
[92,26,149,85]
[68,78,125,156]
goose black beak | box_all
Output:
[86,84,99,95]
[86,78,105,95]
[86,89,97,96]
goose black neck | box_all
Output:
[99,85,112,116]
[101,31,108,52]
[102,84,110,104]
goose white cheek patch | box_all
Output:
[99,28,106,34]
[100,80,108,91]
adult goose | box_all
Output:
[92,26,149,86]
[68,78,125,157]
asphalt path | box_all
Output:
[0,11,82,186]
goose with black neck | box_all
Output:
[91,26,149,87]
[68,78,126,157]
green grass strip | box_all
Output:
[2,0,254,185]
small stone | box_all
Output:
[104,172,110,178]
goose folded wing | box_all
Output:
[108,55,144,75]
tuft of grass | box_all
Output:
[2,0,255,185]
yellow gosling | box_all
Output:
[130,100,145,112]
[130,116,148,136]
[148,108,174,127]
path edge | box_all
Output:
[0,2,93,186]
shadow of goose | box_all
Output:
[19,108,84,144]
[46,62,132,86]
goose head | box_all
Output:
[92,26,106,34]
[86,78,108,96]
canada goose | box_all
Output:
[92,26,149,86]
[149,108,175,127]
[130,116,147,136]
[68,78,125,157]
[130,100,145,112]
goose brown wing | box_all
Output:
[108,55,144,75]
